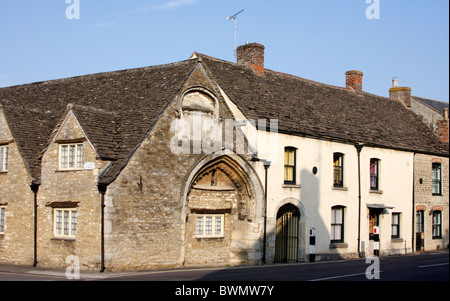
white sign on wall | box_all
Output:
[84,162,95,170]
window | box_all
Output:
[284,147,296,184]
[432,211,442,239]
[432,163,442,195]
[416,210,424,233]
[331,206,344,243]
[333,153,344,187]
[54,209,77,238]
[0,146,8,171]
[196,214,224,238]
[370,158,380,190]
[59,144,83,170]
[391,213,400,239]
[0,207,5,234]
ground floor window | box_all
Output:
[331,206,344,243]
[391,213,400,239]
[195,214,224,238]
[432,211,442,239]
[54,208,77,238]
[0,206,5,234]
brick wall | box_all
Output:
[414,153,449,250]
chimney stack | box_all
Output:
[436,108,449,143]
[237,43,265,76]
[389,78,412,108]
[345,70,363,92]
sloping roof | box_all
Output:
[0,59,197,182]
[0,52,448,185]
[412,96,449,115]
[197,53,448,156]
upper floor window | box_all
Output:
[333,153,344,187]
[59,144,83,170]
[370,158,380,190]
[0,146,8,171]
[432,163,442,195]
[284,147,296,185]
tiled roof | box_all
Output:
[412,96,449,115]
[0,53,447,185]
[0,59,197,183]
[198,54,448,156]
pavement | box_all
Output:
[0,249,448,281]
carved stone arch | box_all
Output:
[179,153,266,266]
[177,86,220,120]
[188,155,256,220]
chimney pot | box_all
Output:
[237,43,265,76]
[392,77,399,88]
[345,70,364,92]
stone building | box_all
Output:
[0,43,448,271]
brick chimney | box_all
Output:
[389,78,412,108]
[237,43,265,76]
[345,70,363,92]
[436,108,449,143]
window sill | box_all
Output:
[390,238,404,243]
[329,242,348,249]
[194,236,225,240]
[51,237,76,242]
[56,169,84,172]
[282,184,301,189]
[369,189,383,194]
[332,186,348,191]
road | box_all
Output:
[0,251,447,282]
[100,251,449,281]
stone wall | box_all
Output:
[414,153,449,250]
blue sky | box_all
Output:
[0,0,448,102]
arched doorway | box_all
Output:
[274,204,300,263]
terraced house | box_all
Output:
[0,43,448,271]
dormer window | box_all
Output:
[59,143,83,170]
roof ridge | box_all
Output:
[0,59,195,90]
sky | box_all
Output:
[0,0,448,102]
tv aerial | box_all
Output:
[227,9,245,58]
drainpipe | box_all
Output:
[98,183,108,273]
[251,155,270,264]
[412,153,416,253]
[355,144,364,258]
[30,182,40,267]
[262,161,271,264]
